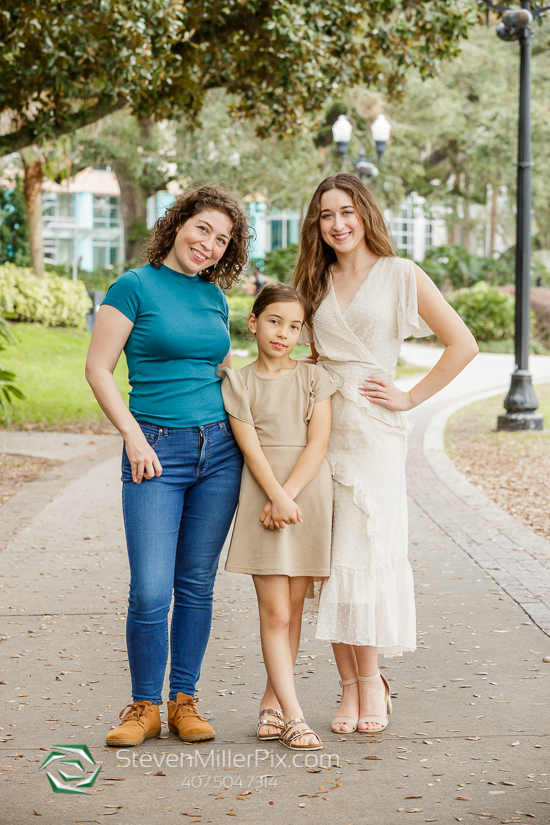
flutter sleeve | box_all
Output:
[306,364,337,421]
[217,367,255,426]
[398,259,433,340]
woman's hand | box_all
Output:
[268,492,303,530]
[360,376,415,412]
[124,432,163,484]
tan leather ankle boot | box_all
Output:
[167,693,215,742]
[106,700,162,747]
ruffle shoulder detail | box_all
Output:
[398,259,433,340]
[217,367,254,426]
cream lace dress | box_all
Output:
[312,257,430,656]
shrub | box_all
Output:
[0,264,91,327]
[262,244,299,283]
[420,245,550,291]
[227,293,254,339]
[46,263,121,293]
[449,281,515,342]
[529,287,550,344]
[0,315,23,419]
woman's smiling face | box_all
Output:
[166,209,233,275]
[319,188,366,255]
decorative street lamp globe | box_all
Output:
[332,114,353,166]
[370,114,392,163]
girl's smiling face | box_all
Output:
[319,188,366,255]
[249,301,304,359]
[165,209,233,275]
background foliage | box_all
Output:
[0,264,91,327]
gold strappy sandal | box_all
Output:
[331,676,358,733]
[257,708,284,741]
[279,717,323,751]
[357,671,392,733]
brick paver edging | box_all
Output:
[407,391,550,637]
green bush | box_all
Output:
[0,315,23,419]
[0,264,91,328]
[46,263,120,293]
[449,281,515,342]
[227,293,254,339]
[262,244,299,283]
[420,245,550,290]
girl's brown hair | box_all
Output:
[251,283,307,324]
[144,184,253,290]
[292,173,396,318]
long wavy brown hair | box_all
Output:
[144,184,253,289]
[292,173,396,319]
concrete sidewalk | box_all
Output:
[1,349,550,825]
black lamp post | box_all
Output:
[331,114,391,179]
[483,1,548,430]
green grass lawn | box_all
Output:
[0,324,425,432]
[1,324,130,431]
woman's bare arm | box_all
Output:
[85,305,162,483]
[361,265,479,411]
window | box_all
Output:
[391,197,415,256]
[425,216,434,250]
[93,196,121,230]
[93,241,120,269]
[42,192,75,225]
[270,220,283,249]
[266,210,301,252]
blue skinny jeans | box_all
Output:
[121,419,243,704]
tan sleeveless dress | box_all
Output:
[312,257,431,656]
[218,361,337,577]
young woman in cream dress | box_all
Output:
[294,173,478,734]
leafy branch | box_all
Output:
[0,317,24,421]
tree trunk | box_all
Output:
[21,145,45,276]
[112,159,148,264]
[489,185,498,257]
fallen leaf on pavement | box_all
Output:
[456,797,471,801]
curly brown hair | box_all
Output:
[144,184,253,289]
[293,173,396,319]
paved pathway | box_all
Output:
[1,347,550,824]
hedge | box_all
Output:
[0,264,91,327]
[227,293,254,339]
[449,282,515,342]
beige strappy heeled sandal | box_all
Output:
[279,717,323,751]
[257,708,284,741]
[331,677,359,733]
[357,671,392,733]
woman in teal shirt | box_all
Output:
[86,185,250,747]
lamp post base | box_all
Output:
[497,411,544,431]
[496,369,544,431]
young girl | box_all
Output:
[218,283,336,751]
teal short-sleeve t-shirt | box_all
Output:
[101,263,231,428]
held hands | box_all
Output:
[259,492,303,530]
[360,376,415,412]
[124,432,163,484]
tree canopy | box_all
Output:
[0,0,477,155]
